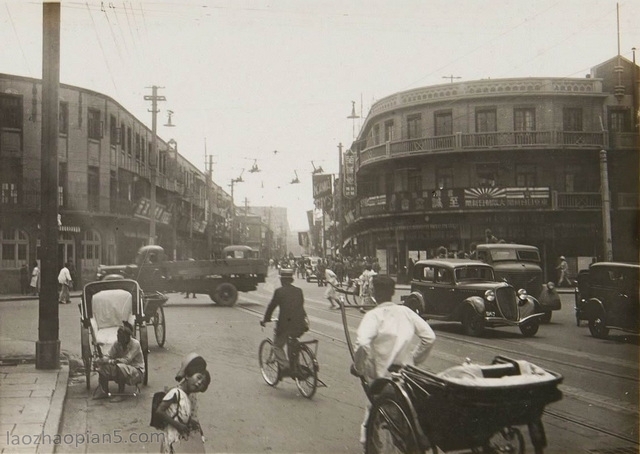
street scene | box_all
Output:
[0,1,639,453]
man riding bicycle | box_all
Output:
[260,269,308,374]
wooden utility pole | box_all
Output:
[36,1,61,369]
[144,86,165,245]
[599,150,613,260]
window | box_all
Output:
[434,111,452,136]
[58,163,67,207]
[1,183,18,204]
[436,268,453,284]
[420,265,435,281]
[135,133,140,160]
[0,94,23,129]
[1,229,28,269]
[516,164,536,187]
[87,108,102,140]
[406,114,422,139]
[81,230,101,263]
[59,102,68,135]
[88,166,99,211]
[476,109,497,132]
[514,108,535,131]
[384,120,394,142]
[563,108,583,131]
[476,163,498,187]
[109,114,119,146]
[408,169,422,192]
[609,109,630,132]
[436,166,453,189]
[127,127,132,155]
[372,124,380,145]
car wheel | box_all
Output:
[520,320,539,337]
[403,295,422,314]
[540,311,552,323]
[589,315,609,339]
[462,307,484,337]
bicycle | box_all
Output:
[258,321,321,399]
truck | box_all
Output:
[474,243,561,322]
[95,245,268,307]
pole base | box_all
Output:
[35,340,60,369]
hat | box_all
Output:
[279,268,294,278]
[559,256,566,260]
[175,352,207,382]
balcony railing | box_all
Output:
[553,192,601,209]
[359,130,608,168]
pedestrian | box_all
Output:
[358,263,377,310]
[436,246,447,258]
[20,264,29,295]
[325,267,341,310]
[67,261,77,291]
[30,261,40,296]
[58,262,73,304]
[350,275,436,447]
[156,353,211,453]
[316,259,326,286]
[93,322,145,402]
[556,256,572,287]
[260,269,308,372]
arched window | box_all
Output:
[1,229,28,269]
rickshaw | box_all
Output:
[337,301,563,454]
[143,290,168,347]
[79,279,149,392]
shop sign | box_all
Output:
[134,197,172,225]
[343,150,356,199]
[313,174,332,199]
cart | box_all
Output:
[79,279,149,391]
[142,290,168,347]
[337,301,563,454]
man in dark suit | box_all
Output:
[260,269,308,371]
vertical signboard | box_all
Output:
[342,149,356,199]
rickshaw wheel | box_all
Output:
[366,397,421,454]
[484,427,524,454]
[153,306,166,347]
[138,324,149,385]
[80,326,92,391]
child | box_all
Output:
[156,354,210,453]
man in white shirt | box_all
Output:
[57,262,73,304]
[352,275,436,446]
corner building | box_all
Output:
[343,56,638,278]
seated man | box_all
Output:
[94,322,145,402]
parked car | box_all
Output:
[574,262,639,338]
[305,256,322,282]
[401,259,543,337]
[475,243,561,322]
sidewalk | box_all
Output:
[0,292,80,454]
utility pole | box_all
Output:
[144,86,166,245]
[599,150,613,260]
[337,142,343,256]
[37,1,61,369]
[442,75,462,83]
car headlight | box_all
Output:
[484,289,496,301]
[517,288,528,301]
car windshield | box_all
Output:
[455,266,494,282]
[490,249,540,262]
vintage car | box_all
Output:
[401,259,543,337]
[574,262,639,338]
[475,243,561,322]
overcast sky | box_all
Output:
[1,0,638,231]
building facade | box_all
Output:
[0,74,233,293]
[341,56,639,280]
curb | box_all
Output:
[37,363,69,454]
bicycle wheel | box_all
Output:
[294,344,318,399]
[258,339,280,386]
[153,306,166,347]
[366,396,423,454]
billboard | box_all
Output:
[312,174,332,199]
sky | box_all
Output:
[1,0,638,231]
